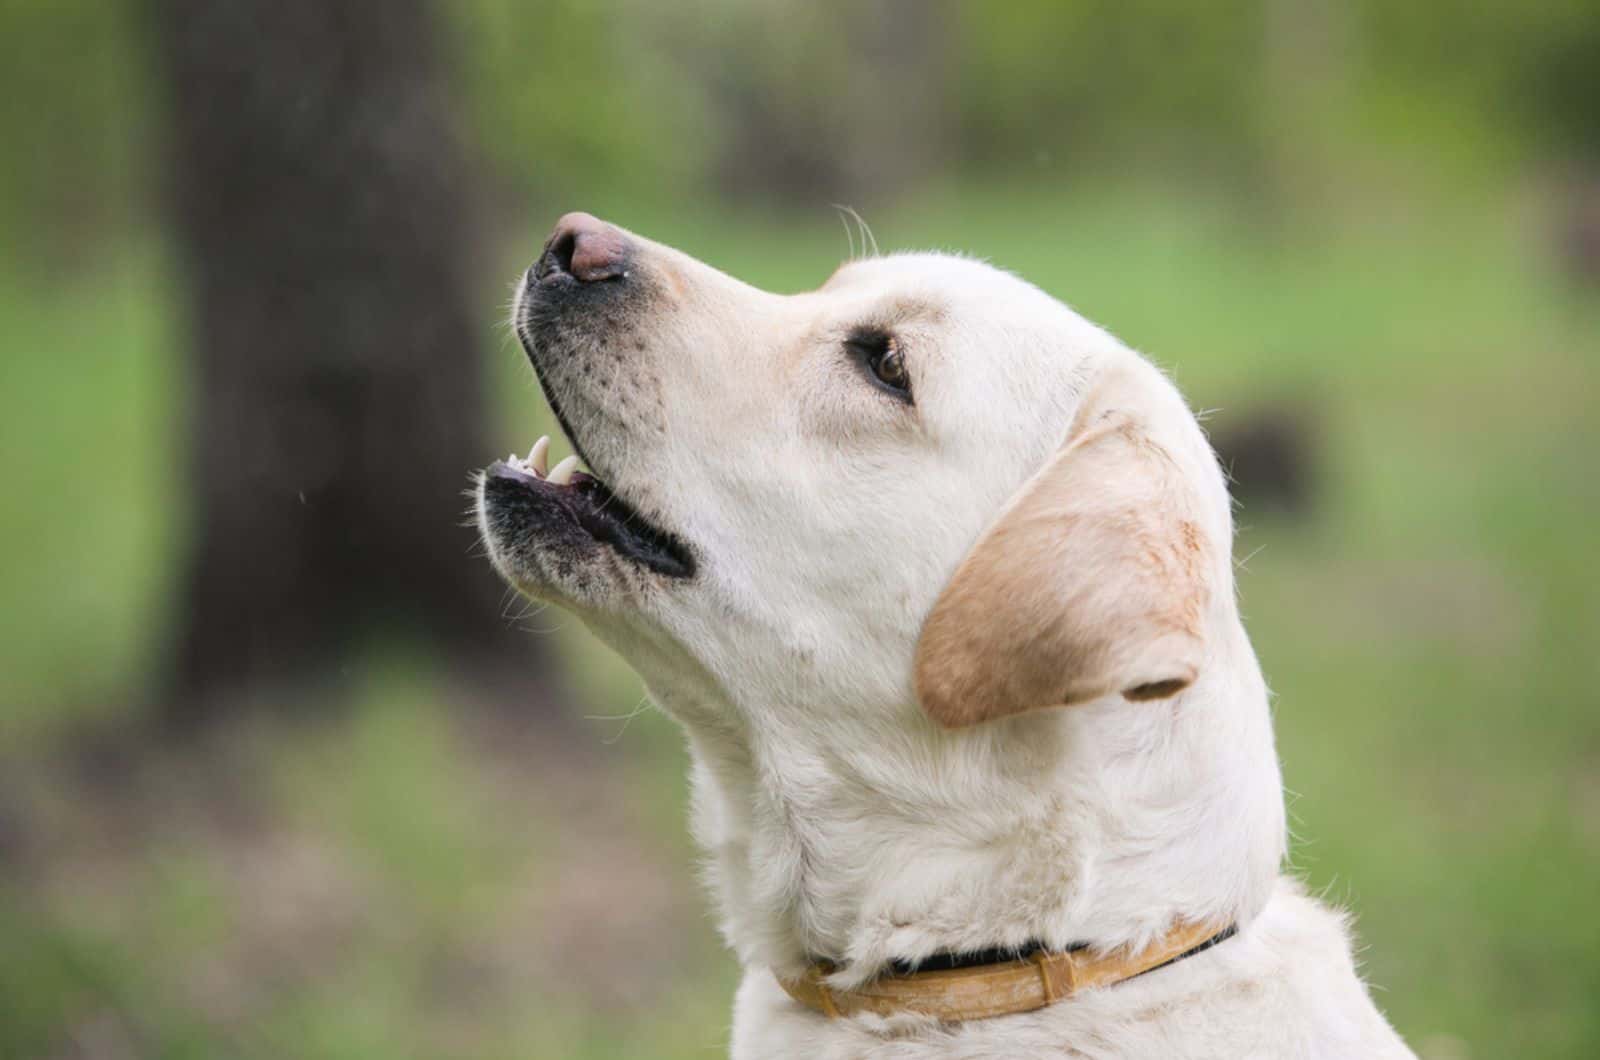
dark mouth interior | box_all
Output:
[486,460,695,579]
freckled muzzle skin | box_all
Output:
[514,225,673,456]
[514,256,670,463]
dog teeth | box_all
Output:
[547,454,580,486]
[505,435,579,485]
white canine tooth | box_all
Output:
[547,454,580,486]
[507,452,519,465]
[528,435,550,476]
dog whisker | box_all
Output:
[586,693,652,744]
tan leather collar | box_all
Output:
[778,920,1234,1023]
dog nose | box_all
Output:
[538,211,629,283]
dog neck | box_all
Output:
[639,615,1288,989]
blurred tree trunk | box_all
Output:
[149,0,553,723]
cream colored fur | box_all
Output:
[476,225,1414,1058]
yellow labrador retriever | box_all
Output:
[476,213,1414,1059]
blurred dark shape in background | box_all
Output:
[1210,403,1320,520]
[1558,181,1600,287]
[1520,9,1600,288]
[149,1,555,723]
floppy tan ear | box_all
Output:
[915,361,1215,727]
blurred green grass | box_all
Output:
[2,184,1598,1058]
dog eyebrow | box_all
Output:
[858,296,946,329]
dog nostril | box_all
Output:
[547,229,578,277]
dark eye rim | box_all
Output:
[845,328,913,403]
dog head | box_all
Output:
[477,213,1232,728]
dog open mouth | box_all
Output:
[485,436,695,579]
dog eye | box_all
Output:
[873,341,908,391]
[848,331,911,400]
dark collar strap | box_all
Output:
[893,922,1237,978]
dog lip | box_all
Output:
[487,459,543,489]
[484,459,696,580]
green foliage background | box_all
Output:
[2,2,1598,1057]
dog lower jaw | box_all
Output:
[479,456,695,583]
